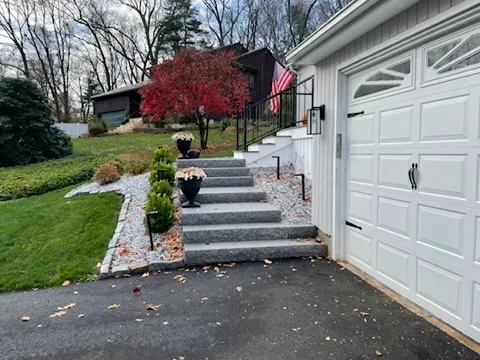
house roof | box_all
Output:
[285,0,421,65]
[91,81,149,100]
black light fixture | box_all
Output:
[307,105,326,135]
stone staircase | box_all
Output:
[177,158,327,265]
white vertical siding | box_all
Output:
[292,137,313,179]
[308,0,464,235]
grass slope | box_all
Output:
[0,186,122,292]
[0,130,237,200]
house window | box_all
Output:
[425,29,480,81]
[353,58,412,100]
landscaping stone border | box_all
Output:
[65,181,185,279]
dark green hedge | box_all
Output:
[0,156,99,201]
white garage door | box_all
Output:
[346,25,480,342]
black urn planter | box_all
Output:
[176,140,192,159]
[178,179,202,208]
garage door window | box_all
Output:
[425,30,480,81]
[353,59,412,100]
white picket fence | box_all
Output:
[55,122,88,138]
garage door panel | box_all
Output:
[378,154,413,191]
[420,94,469,143]
[377,242,410,289]
[349,154,375,185]
[379,106,414,144]
[475,217,480,265]
[348,191,374,225]
[472,283,480,332]
[349,113,375,145]
[346,40,480,342]
[418,154,467,200]
[417,205,465,257]
[347,230,373,269]
[416,258,463,318]
[377,196,412,239]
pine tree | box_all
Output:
[80,76,100,121]
[161,0,206,54]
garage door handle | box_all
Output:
[408,166,414,190]
[346,221,362,230]
[411,163,418,190]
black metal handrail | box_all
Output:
[236,77,314,151]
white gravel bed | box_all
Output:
[251,166,312,224]
[65,173,182,272]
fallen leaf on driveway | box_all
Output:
[141,272,150,278]
[214,266,220,272]
[21,316,31,321]
[236,287,242,292]
[62,280,70,287]
[145,304,160,311]
[360,312,369,316]
[325,336,331,341]
[58,303,76,311]
[375,350,383,356]
[202,265,210,272]
[334,299,340,304]
[223,263,236,268]
[108,304,120,309]
[201,297,208,301]
[163,321,169,325]
[133,287,141,296]
[264,259,272,264]
[173,275,186,283]
[96,262,102,268]
[78,314,85,318]
[49,311,67,318]
[216,274,224,277]
[135,319,143,322]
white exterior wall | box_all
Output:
[55,123,88,138]
[307,0,465,235]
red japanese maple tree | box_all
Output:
[140,49,249,149]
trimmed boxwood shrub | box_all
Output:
[150,179,173,198]
[0,77,73,167]
[152,147,175,166]
[144,192,175,232]
[88,118,107,137]
[149,161,175,186]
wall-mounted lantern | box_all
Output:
[307,105,326,135]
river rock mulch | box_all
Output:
[250,166,312,224]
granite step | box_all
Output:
[177,158,246,169]
[180,187,266,204]
[183,239,327,265]
[182,202,281,226]
[203,167,250,177]
[183,223,317,244]
[202,176,254,187]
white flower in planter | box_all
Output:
[175,167,207,181]
[172,132,194,142]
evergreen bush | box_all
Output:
[149,161,175,186]
[150,179,173,198]
[0,77,73,167]
[152,147,175,166]
[145,192,175,232]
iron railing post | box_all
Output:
[292,85,297,127]
[243,100,248,151]
[235,104,239,150]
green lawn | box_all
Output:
[0,186,123,292]
[0,130,237,201]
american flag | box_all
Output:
[270,61,295,113]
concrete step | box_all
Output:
[203,167,250,177]
[182,202,282,225]
[202,176,254,187]
[177,158,246,169]
[180,187,266,204]
[183,223,317,244]
[183,239,327,265]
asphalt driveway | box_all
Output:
[0,258,478,360]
